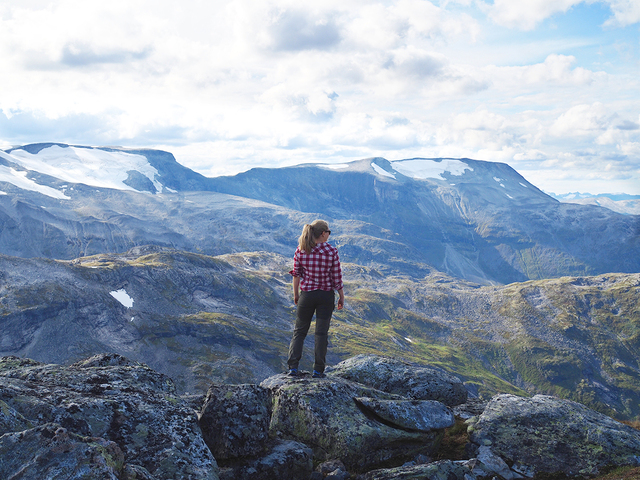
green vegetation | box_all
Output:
[434,417,469,461]
[329,271,640,420]
[331,289,526,400]
[4,248,638,422]
[485,275,640,420]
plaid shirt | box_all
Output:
[289,242,343,292]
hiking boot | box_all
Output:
[288,368,299,376]
[312,370,326,378]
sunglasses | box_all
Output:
[325,230,331,235]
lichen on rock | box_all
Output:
[0,353,219,480]
[467,393,640,477]
[198,383,270,460]
[261,373,445,472]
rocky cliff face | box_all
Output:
[1,353,639,480]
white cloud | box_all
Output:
[483,0,640,30]
[514,149,549,161]
[604,0,640,26]
[0,0,638,194]
[484,0,583,30]
[550,103,614,137]
[619,141,640,156]
[435,110,515,150]
[487,54,598,86]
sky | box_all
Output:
[0,0,639,195]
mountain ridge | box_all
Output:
[3,142,213,194]
[550,191,640,215]
[1,143,638,285]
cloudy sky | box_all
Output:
[1,0,639,195]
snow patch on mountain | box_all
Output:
[322,163,350,170]
[371,162,396,179]
[493,177,507,188]
[110,288,134,308]
[7,145,163,193]
[391,159,473,180]
[0,163,70,200]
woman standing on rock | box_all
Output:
[288,220,344,378]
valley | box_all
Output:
[1,247,638,420]
[1,143,639,421]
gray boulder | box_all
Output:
[471,446,516,479]
[0,423,124,480]
[261,373,449,472]
[0,354,218,480]
[359,459,471,480]
[328,354,468,406]
[467,394,640,477]
[355,450,528,480]
[314,459,350,479]
[354,397,454,432]
[199,383,270,460]
[198,383,317,480]
[218,439,313,480]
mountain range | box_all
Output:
[550,192,640,216]
[1,143,639,285]
[1,143,639,421]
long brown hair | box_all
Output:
[298,220,329,253]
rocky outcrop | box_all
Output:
[196,360,458,475]
[199,384,271,460]
[328,354,468,406]
[360,459,472,480]
[0,423,124,479]
[3,353,640,480]
[217,440,313,480]
[466,394,640,478]
[353,397,454,432]
[197,383,315,480]
[0,353,218,480]
[260,373,451,472]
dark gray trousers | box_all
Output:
[287,289,335,373]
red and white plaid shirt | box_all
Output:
[290,242,343,292]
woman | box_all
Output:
[287,220,344,378]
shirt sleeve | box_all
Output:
[331,249,343,291]
[289,248,304,278]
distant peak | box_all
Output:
[5,144,164,194]
[7,142,71,155]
